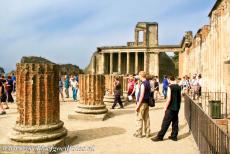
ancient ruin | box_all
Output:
[10,63,67,142]
[68,74,108,120]
[179,0,230,107]
[86,22,178,78]
[103,75,125,107]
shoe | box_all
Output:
[168,136,177,141]
[151,136,163,142]
[133,133,142,138]
[0,111,6,115]
[145,134,150,138]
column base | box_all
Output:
[9,121,67,143]
[68,103,108,121]
[103,95,126,107]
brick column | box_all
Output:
[68,74,108,120]
[103,75,125,107]
[10,63,67,143]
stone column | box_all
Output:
[118,52,121,74]
[110,52,113,74]
[10,63,67,143]
[127,52,130,74]
[101,53,105,74]
[135,30,139,46]
[103,75,125,107]
[68,74,108,120]
[135,52,139,73]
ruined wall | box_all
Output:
[179,0,230,93]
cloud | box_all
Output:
[0,0,216,72]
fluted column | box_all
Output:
[127,52,130,74]
[135,52,139,73]
[69,74,108,120]
[110,52,113,74]
[10,63,67,143]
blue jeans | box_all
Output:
[163,87,168,99]
[72,88,78,101]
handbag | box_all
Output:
[148,96,155,107]
[128,95,133,101]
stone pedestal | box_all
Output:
[10,63,67,143]
[68,74,108,121]
[103,75,126,107]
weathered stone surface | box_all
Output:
[68,74,108,121]
[179,0,230,101]
[10,63,67,143]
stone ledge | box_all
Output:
[68,112,109,121]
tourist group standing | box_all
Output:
[59,74,79,102]
[0,74,15,115]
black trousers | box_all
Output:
[112,94,123,109]
[157,109,179,139]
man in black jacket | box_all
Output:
[152,76,182,141]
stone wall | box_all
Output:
[179,0,230,94]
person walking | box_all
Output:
[111,76,123,109]
[133,71,151,138]
[162,75,169,99]
[152,76,182,141]
[64,75,70,98]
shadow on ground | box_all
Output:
[150,122,189,138]
[66,127,126,145]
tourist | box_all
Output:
[111,76,123,109]
[0,76,9,110]
[0,80,6,115]
[162,75,169,99]
[152,76,182,142]
[133,71,151,138]
[191,74,199,100]
[6,76,14,103]
[197,74,202,98]
[12,73,16,92]
[131,76,140,102]
[75,74,79,82]
[154,78,160,100]
[127,75,135,101]
[71,77,78,101]
[182,76,190,94]
[59,77,65,102]
[64,75,70,98]
[150,76,155,101]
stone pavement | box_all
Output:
[0,98,199,154]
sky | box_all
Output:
[0,0,216,72]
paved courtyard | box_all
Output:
[0,96,199,154]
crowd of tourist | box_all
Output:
[123,72,202,141]
[59,74,79,102]
[0,73,16,115]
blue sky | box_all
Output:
[0,0,216,72]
